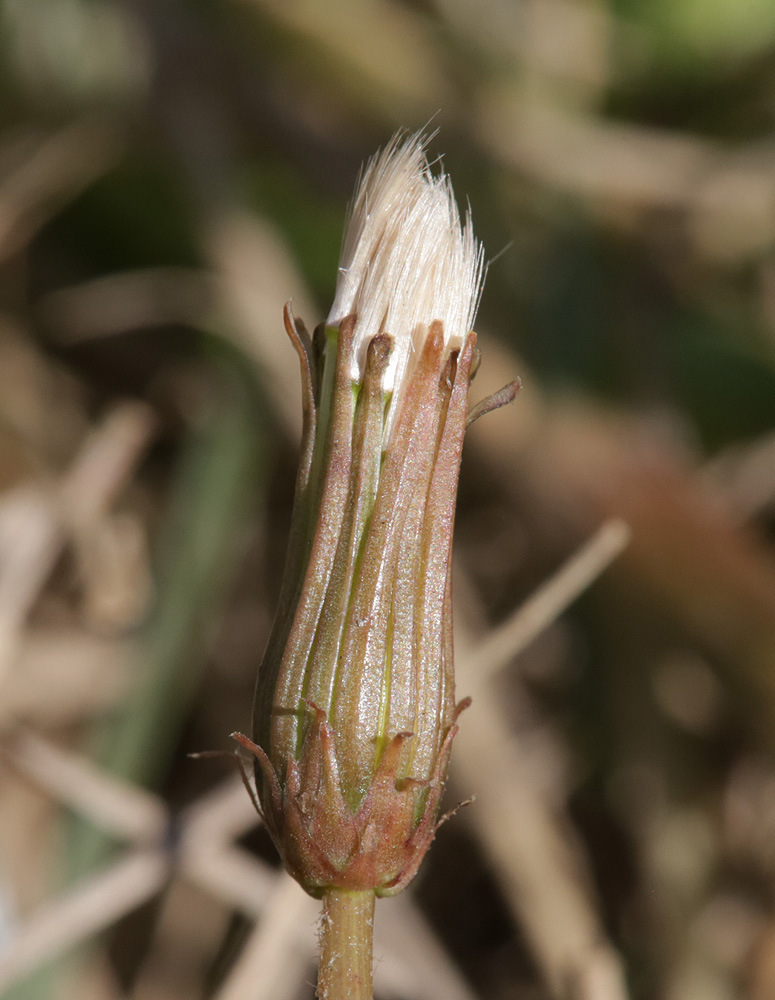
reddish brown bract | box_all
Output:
[238,304,475,897]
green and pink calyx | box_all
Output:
[234,134,508,901]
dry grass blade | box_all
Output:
[480,94,775,261]
[0,849,168,994]
[62,953,124,1000]
[179,773,262,845]
[181,843,276,919]
[2,728,167,844]
[0,488,61,693]
[212,873,317,1000]
[452,523,633,999]
[62,954,124,1000]
[2,630,131,725]
[704,429,775,520]
[58,401,157,524]
[471,519,631,680]
[179,775,275,916]
[0,119,124,264]
[451,675,630,1000]
[237,0,446,114]
[203,211,317,440]
[376,897,480,1000]
[0,401,155,697]
[483,97,715,211]
[38,268,217,344]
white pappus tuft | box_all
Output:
[327,132,485,421]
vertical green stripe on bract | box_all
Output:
[302,326,343,555]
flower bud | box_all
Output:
[235,134,484,898]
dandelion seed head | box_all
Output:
[327,132,484,410]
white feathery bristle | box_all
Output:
[327,132,484,414]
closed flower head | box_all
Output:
[236,132,485,897]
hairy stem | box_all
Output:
[317,889,375,1000]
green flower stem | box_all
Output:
[318,889,375,1000]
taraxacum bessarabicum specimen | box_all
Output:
[233,132,518,1000]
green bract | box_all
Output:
[237,305,474,897]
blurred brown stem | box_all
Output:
[317,889,375,1000]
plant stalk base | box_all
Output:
[317,888,375,1000]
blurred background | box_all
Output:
[1,1,775,998]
